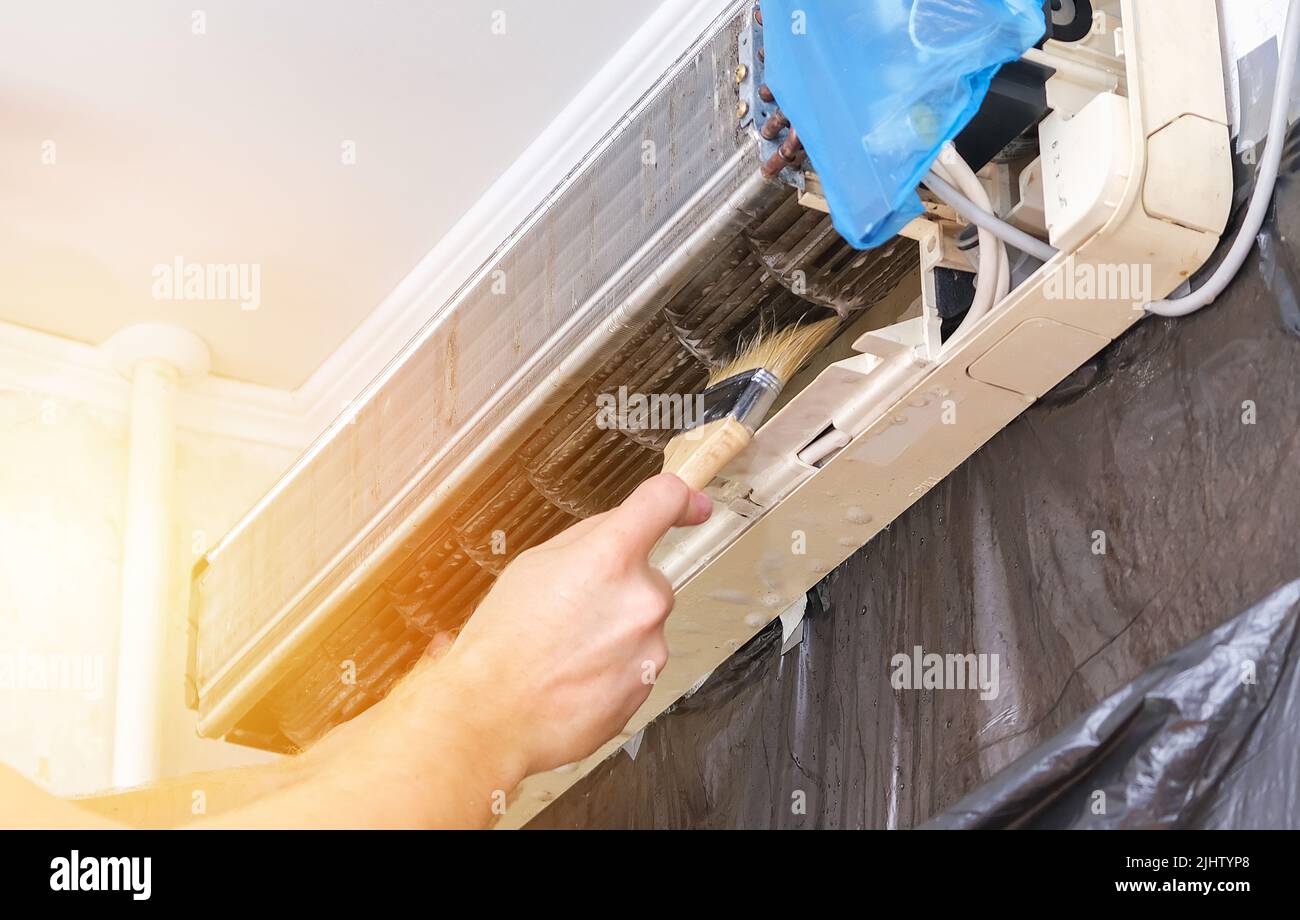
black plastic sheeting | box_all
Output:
[925,579,1300,828]
[528,138,1300,830]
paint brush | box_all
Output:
[662,317,838,491]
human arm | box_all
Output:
[0,474,711,829]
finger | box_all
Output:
[599,473,712,558]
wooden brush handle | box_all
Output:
[661,417,753,491]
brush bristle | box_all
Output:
[708,317,839,388]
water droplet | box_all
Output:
[708,589,752,606]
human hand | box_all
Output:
[437,473,712,778]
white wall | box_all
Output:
[0,383,298,795]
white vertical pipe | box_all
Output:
[110,357,179,788]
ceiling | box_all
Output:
[0,0,658,389]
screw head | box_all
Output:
[735,64,748,83]
[736,100,750,119]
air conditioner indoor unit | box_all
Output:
[186,0,1233,828]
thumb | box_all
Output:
[600,473,712,558]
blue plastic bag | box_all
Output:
[763,0,1046,249]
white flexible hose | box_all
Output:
[930,155,1001,325]
[995,236,1011,303]
[1147,0,1300,316]
[944,144,1014,308]
[932,143,1013,339]
[921,168,1059,263]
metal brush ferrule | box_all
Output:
[687,367,783,434]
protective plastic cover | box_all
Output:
[528,139,1300,829]
[925,579,1300,829]
[763,0,1045,249]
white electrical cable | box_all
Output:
[1146,0,1300,316]
[921,168,1059,264]
[937,144,1011,324]
[802,148,1013,464]
[931,155,1001,325]
[798,9,1294,473]
[907,2,1297,335]
[995,236,1011,303]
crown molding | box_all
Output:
[0,320,310,449]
